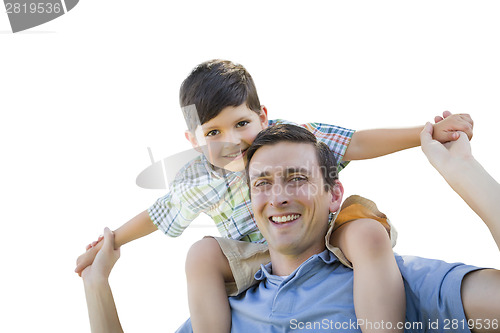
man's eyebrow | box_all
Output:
[249,170,271,179]
[249,167,310,179]
[284,167,311,176]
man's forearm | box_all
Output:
[113,210,158,248]
[440,158,500,250]
[344,126,423,161]
[84,278,124,333]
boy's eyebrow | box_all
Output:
[202,116,251,132]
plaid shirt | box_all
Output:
[148,119,355,243]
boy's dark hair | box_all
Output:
[180,59,261,131]
[245,124,339,191]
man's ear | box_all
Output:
[329,180,344,213]
[185,131,202,153]
[259,105,269,129]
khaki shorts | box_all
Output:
[212,195,397,296]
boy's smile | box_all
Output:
[186,104,268,172]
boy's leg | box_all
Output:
[330,219,405,333]
[185,237,233,333]
[185,236,270,333]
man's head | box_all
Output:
[182,60,268,172]
[246,124,344,262]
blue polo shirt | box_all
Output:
[176,250,481,332]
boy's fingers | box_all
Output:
[442,110,452,118]
[434,116,444,123]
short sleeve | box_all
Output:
[397,255,483,332]
[269,119,355,172]
[301,122,354,172]
[175,318,193,333]
[148,156,219,237]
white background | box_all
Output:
[1,1,499,332]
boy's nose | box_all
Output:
[224,131,241,145]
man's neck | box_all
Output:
[268,246,326,276]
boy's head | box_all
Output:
[181,60,268,172]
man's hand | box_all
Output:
[432,111,473,143]
[81,227,120,283]
[420,122,473,175]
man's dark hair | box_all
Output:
[180,59,261,131]
[245,124,339,191]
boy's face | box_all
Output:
[186,104,268,172]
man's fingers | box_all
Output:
[420,122,434,147]
[444,131,460,142]
[102,227,116,251]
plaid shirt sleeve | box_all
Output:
[270,119,355,172]
[148,156,220,237]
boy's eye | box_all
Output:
[236,121,249,128]
[206,130,220,137]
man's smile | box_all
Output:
[269,213,301,224]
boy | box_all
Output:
[76,59,473,333]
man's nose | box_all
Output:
[269,184,289,207]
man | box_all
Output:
[82,123,500,332]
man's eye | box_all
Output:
[254,180,270,187]
[206,130,220,137]
[290,176,307,182]
[236,121,249,128]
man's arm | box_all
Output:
[420,123,500,333]
[75,210,157,276]
[343,112,473,161]
[82,228,124,333]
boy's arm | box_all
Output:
[75,210,157,276]
[113,210,158,247]
[343,112,473,161]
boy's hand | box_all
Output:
[75,236,104,277]
[432,111,473,143]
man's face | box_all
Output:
[186,104,268,172]
[248,142,342,258]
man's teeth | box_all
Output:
[271,214,300,223]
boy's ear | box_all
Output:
[185,131,202,152]
[329,180,344,214]
[260,105,269,129]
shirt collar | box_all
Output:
[254,249,338,283]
